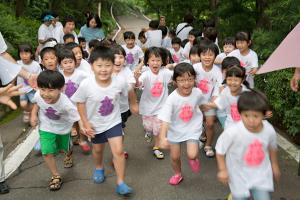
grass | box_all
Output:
[0,108,22,126]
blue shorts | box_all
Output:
[91,123,123,144]
[121,110,131,128]
[20,90,35,103]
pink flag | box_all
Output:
[257,22,300,74]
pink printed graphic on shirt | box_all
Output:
[172,54,179,63]
[45,107,60,120]
[151,80,163,97]
[230,103,241,121]
[197,79,209,94]
[65,80,78,98]
[99,96,114,116]
[126,52,134,64]
[179,104,193,122]
[244,139,265,167]
[240,61,246,67]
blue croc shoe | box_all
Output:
[93,169,105,184]
[115,182,133,196]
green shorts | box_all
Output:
[39,130,70,155]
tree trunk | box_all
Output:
[16,0,25,17]
[256,0,269,28]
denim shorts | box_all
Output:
[91,123,123,144]
[20,90,36,103]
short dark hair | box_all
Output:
[37,70,65,89]
[65,42,80,50]
[40,47,56,60]
[63,15,75,27]
[138,30,146,39]
[171,37,181,45]
[223,37,235,46]
[123,31,135,40]
[149,20,159,29]
[158,26,168,37]
[203,27,218,43]
[203,19,215,29]
[57,48,76,63]
[198,40,218,57]
[86,14,102,28]
[184,14,194,24]
[89,46,114,64]
[112,45,126,57]
[78,37,86,43]
[63,33,75,42]
[18,43,34,60]
[189,29,201,38]
[159,47,172,66]
[144,47,162,66]
[173,63,196,82]
[88,39,101,49]
[221,56,240,71]
[226,65,246,79]
[235,31,251,42]
[189,45,200,56]
[238,90,270,115]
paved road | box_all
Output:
[2,11,300,200]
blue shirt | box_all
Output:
[79,24,105,42]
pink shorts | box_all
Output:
[142,115,162,136]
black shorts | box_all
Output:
[121,110,132,128]
[91,123,123,144]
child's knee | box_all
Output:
[20,101,28,108]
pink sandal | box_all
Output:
[169,174,183,185]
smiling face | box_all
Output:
[42,52,57,71]
[223,44,235,55]
[147,54,162,75]
[226,76,243,95]
[240,110,264,133]
[200,50,215,69]
[71,47,83,66]
[89,18,97,28]
[175,72,195,97]
[114,54,125,73]
[60,58,76,76]
[236,40,250,54]
[92,58,114,84]
[125,38,135,49]
[64,21,75,33]
[20,51,32,65]
[39,87,61,104]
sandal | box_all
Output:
[204,146,215,158]
[64,154,73,168]
[0,181,9,194]
[169,174,183,185]
[115,182,133,196]
[79,141,91,154]
[93,169,105,184]
[153,147,164,159]
[199,135,207,143]
[49,175,62,191]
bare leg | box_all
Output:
[205,116,215,147]
[170,144,181,175]
[108,136,125,184]
[92,143,105,169]
[43,154,59,176]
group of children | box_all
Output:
[14,15,280,200]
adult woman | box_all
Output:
[79,14,105,42]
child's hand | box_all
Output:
[265,110,273,119]
[28,74,38,89]
[82,122,95,138]
[30,115,38,127]
[217,169,229,185]
[249,68,258,75]
[159,137,170,149]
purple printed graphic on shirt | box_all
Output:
[65,80,78,98]
[126,52,134,64]
[99,96,114,116]
[45,107,60,120]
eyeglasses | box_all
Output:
[176,78,195,83]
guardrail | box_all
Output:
[110,3,122,41]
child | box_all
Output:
[88,39,102,55]
[30,70,80,191]
[63,33,75,44]
[169,37,185,63]
[216,90,280,200]
[71,46,133,196]
[137,30,147,52]
[78,37,89,59]
[65,42,93,74]
[214,37,236,66]
[58,48,89,151]
[159,26,172,49]
[158,63,205,185]
[228,31,258,88]
[204,65,249,129]
[134,47,173,159]
[40,47,58,71]
[183,45,200,65]
[17,44,42,123]
[121,31,144,71]
[145,20,162,48]
[183,29,201,59]
[193,40,222,157]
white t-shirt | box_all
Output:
[38,24,54,42]
[113,67,136,113]
[33,91,80,134]
[193,63,223,102]
[145,30,162,48]
[0,32,7,53]
[216,120,277,198]
[53,27,78,44]
[71,76,127,134]
[228,49,258,88]
[77,59,93,75]
[183,42,192,59]
[17,60,41,93]
[176,23,193,41]
[214,85,249,129]
[158,88,205,142]
[161,36,172,49]
[215,52,226,68]
[121,45,144,71]
[138,68,173,116]
[63,69,88,99]
[169,47,185,63]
